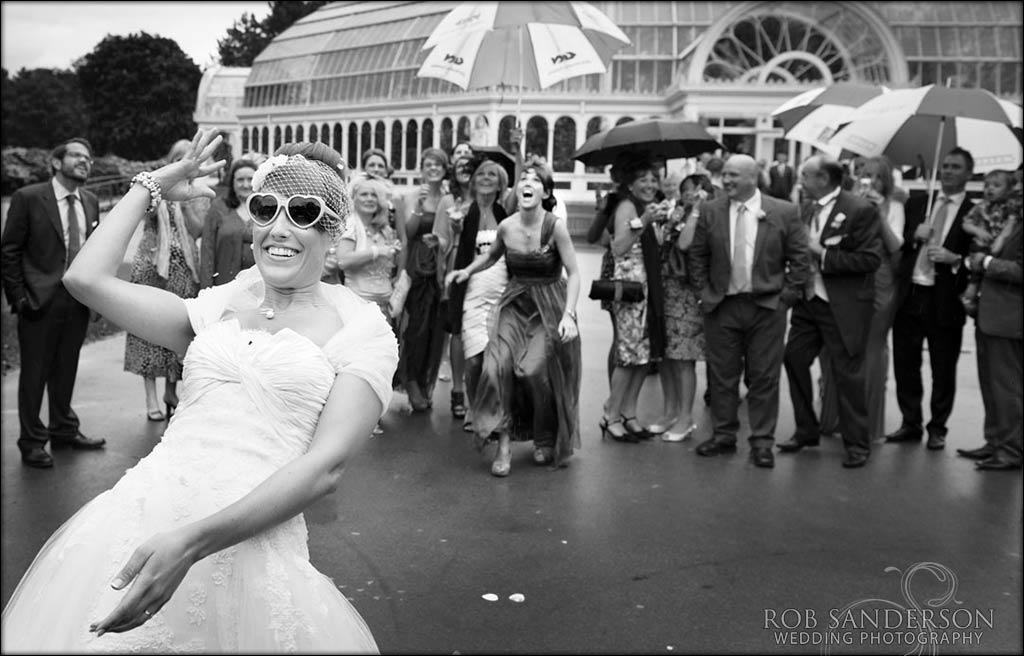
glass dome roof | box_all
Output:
[242,1,1022,109]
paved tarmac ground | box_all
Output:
[2,248,1021,653]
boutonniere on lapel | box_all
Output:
[832,212,847,227]
[755,209,767,221]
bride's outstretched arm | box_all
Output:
[90,374,383,636]
[63,129,225,355]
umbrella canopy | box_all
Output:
[572,119,723,167]
[828,85,1023,173]
[417,1,629,91]
[469,145,517,186]
[771,82,888,155]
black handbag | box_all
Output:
[588,279,645,303]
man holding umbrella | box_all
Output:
[886,148,975,450]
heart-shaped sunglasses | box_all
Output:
[247,193,337,230]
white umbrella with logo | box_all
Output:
[417,2,630,132]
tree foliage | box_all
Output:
[1,67,89,148]
[218,1,329,67]
[75,33,202,159]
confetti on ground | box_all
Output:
[561,540,568,544]
[509,593,525,603]
[482,593,499,602]
[351,532,361,536]
[366,580,374,585]
[440,539,447,543]
[667,646,674,651]
[356,588,364,592]
[636,604,645,610]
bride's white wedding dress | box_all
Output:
[2,268,397,653]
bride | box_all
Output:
[1,129,397,652]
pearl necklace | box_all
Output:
[258,303,328,320]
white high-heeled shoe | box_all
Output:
[662,423,698,442]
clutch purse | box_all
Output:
[389,270,412,318]
[588,279,645,303]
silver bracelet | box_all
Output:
[131,172,162,214]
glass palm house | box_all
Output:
[194,1,1023,206]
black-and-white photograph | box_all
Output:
[1,1,1021,652]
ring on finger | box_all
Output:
[143,609,153,617]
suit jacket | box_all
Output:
[768,164,795,200]
[977,220,1022,340]
[895,191,974,326]
[689,194,811,314]
[0,180,99,313]
[808,189,884,356]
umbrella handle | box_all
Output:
[924,116,946,223]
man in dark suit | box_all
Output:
[957,218,1022,470]
[1,137,106,468]
[780,155,883,468]
[886,148,975,450]
[768,152,796,201]
[689,154,811,468]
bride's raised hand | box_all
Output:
[89,530,198,636]
[152,128,227,203]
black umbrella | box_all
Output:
[469,144,517,187]
[572,118,722,166]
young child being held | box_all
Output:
[960,169,1021,317]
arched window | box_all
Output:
[585,117,606,173]
[552,116,576,173]
[332,123,342,152]
[273,126,282,151]
[616,116,634,126]
[525,115,548,162]
[405,120,419,172]
[440,118,454,154]
[262,127,270,153]
[309,124,318,143]
[322,123,330,145]
[457,116,471,144]
[295,125,304,142]
[498,115,518,155]
[284,125,293,142]
[360,122,372,159]
[241,127,250,153]
[347,123,358,171]
[374,121,386,151]
[421,118,434,151]
[391,120,403,170]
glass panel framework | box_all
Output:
[241,1,1023,113]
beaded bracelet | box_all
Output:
[131,172,162,214]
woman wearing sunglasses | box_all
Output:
[3,130,395,653]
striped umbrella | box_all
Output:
[771,82,889,156]
[828,85,1023,172]
[417,2,630,92]
[829,84,1023,216]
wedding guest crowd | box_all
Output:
[2,131,1018,475]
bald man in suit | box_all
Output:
[1,137,106,468]
[688,154,811,468]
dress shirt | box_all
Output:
[727,191,760,295]
[912,190,966,287]
[808,187,841,301]
[51,177,86,252]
